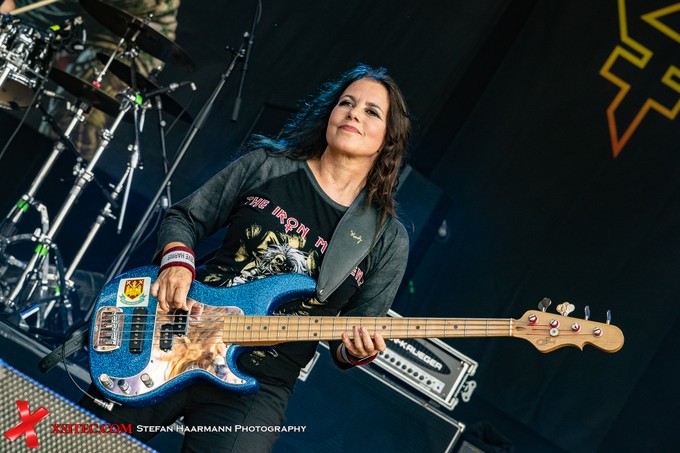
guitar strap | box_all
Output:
[38,194,385,370]
[315,190,387,302]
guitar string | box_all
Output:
[95,314,596,343]
[96,316,528,328]
[101,313,541,324]
[101,312,588,324]
[93,330,592,349]
[93,321,571,341]
[97,317,572,331]
[94,317,578,332]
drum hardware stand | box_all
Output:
[0,201,49,305]
[0,232,74,337]
[103,34,250,289]
[17,244,72,335]
[3,94,133,310]
[44,149,137,326]
[116,55,148,234]
[66,158,132,285]
[0,99,89,250]
[0,97,83,315]
[88,14,154,234]
[92,14,153,90]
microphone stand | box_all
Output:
[155,94,172,208]
[102,39,249,298]
[231,0,261,122]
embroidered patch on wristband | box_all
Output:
[159,246,196,279]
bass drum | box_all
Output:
[0,19,54,110]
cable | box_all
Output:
[60,341,121,412]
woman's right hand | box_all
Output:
[151,265,194,312]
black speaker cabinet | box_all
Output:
[275,344,464,453]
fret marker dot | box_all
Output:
[246,326,251,330]
[263,326,268,330]
[382,325,387,329]
[416,326,420,330]
[281,326,286,330]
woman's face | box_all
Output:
[325,78,389,161]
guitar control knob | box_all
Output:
[549,319,560,328]
[140,373,154,388]
[117,379,130,394]
[571,323,581,332]
[99,374,114,390]
[593,327,603,337]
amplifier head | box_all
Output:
[370,309,478,410]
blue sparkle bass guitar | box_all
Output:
[89,266,624,406]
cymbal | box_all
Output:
[80,0,195,71]
[48,68,123,118]
[96,53,193,123]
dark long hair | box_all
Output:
[248,64,411,222]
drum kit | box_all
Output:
[0,0,251,342]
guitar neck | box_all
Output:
[224,316,513,346]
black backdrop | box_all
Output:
[1,1,679,451]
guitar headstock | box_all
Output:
[515,302,624,353]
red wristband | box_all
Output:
[159,245,196,280]
[340,344,377,366]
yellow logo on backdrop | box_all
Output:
[599,1,680,157]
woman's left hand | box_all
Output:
[339,326,387,362]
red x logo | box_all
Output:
[4,400,50,448]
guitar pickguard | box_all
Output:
[93,304,249,402]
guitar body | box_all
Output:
[89,266,317,406]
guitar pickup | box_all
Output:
[160,324,174,351]
[173,309,188,336]
[129,307,147,354]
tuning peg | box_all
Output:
[556,302,575,317]
[538,298,552,312]
[606,309,612,325]
[584,305,590,321]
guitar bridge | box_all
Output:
[93,306,124,352]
